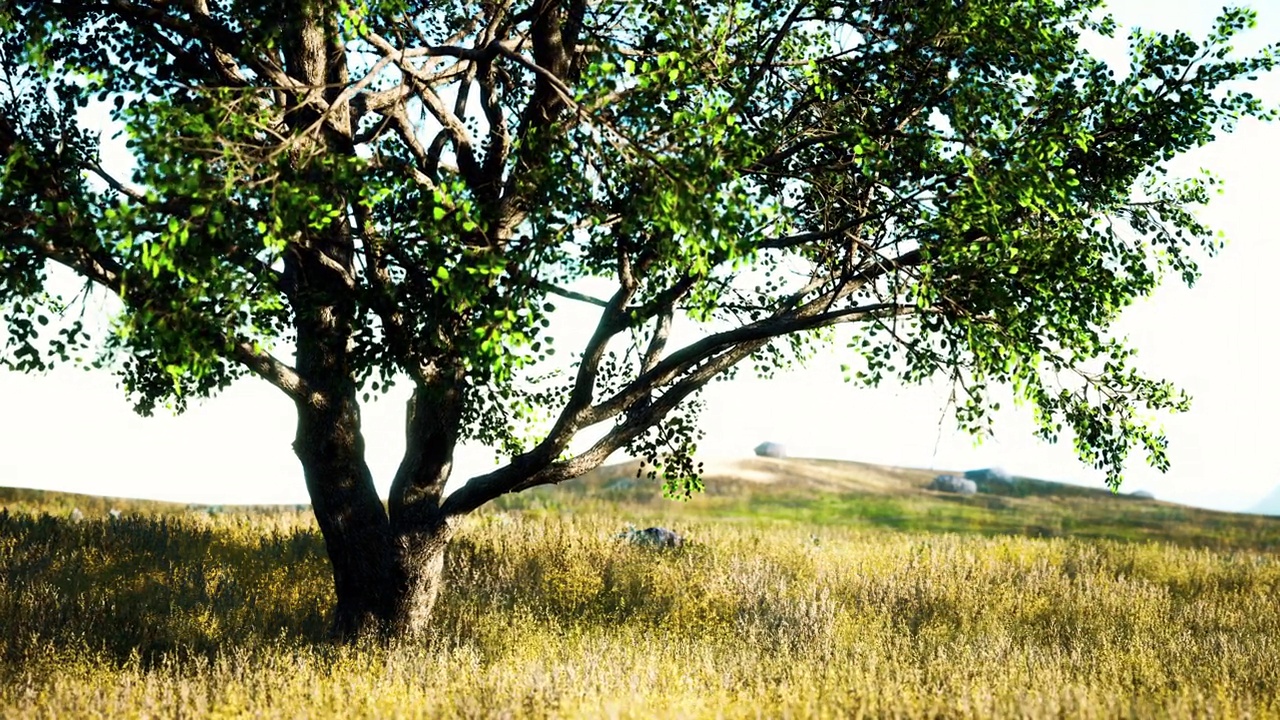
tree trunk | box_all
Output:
[294,397,399,639]
[389,520,454,637]
[277,0,406,641]
[385,383,465,638]
[293,381,463,640]
[294,395,458,640]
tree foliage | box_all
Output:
[1,1,1274,508]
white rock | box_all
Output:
[928,475,978,495]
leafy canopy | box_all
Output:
[0,0,1274,495]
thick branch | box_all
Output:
[640,307,673,374]
[389,362,467,524]
[231,341,310,400]
[442,329,771,515]
[583,251,923,426]
[441,267,918,518]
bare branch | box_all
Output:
[640,307,673,374]
[536,280,609,307]
[83,160,146,203]
[362,31,484,187]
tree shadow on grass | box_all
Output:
[0,509,333,666]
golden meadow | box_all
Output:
[2,464,1279,719]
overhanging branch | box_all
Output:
[6,211,311,402]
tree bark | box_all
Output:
[294,397,398,638]
[294,389,457,639]
[389,519,454,637]
[273,1,465,642]
[384,378,466,637]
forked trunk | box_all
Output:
[295,387,459,639]
[297,408,456,639]
[277,0,460,642]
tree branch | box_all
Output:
[536,280,609,307]
[82,0,298,91]
[363,31,485,189]
[582,250,923,427]
[353,201,422,380]
[231,341,311,401]
[439,251,917,518]
[5,203,310,402]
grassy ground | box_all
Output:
[2,462,1279,718]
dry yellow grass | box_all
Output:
[2,477,1279,718]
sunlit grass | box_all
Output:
[2,483,1279,718]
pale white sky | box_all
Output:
[2,1,1278,512]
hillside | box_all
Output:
[0,485,307,517]
[511,456,1280,551]
[5,456,1279,550]
[1,461,1279,719]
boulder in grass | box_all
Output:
[618,525,684,548]
[1129,490,1155,500]
[69,508,85,523]
[108,508,122,520]
[754,441,787,459]
[928,475,978,495]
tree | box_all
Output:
[0,0,1273,639]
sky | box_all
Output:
[2,1,1278,512]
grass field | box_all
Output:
[2,459,1279,718]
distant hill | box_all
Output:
[1250,485,1280,516]
[7,457,1280,550]
[530,456,1280,551]
[0,485,307,518]
[574,456,1125,501]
